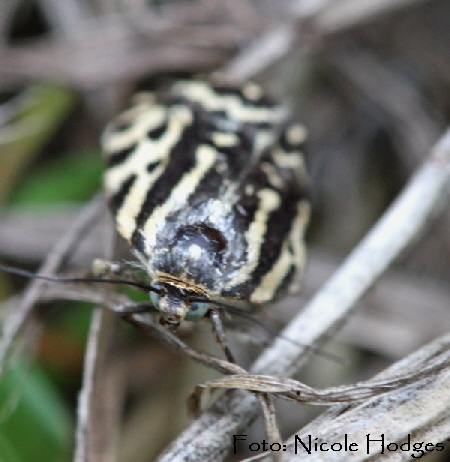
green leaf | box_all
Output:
[0,359,72,462]
[0,84,76,203]
[10,149,103,205]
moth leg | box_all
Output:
[92,258,140,282]
[114,302,157,315]
[208,309,235,364]
[92,258,124,277]
[208,312,282,460]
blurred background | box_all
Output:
[0,0,450,460]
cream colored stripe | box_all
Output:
[141,144,218,254]
[272,148,305,169]
[290,201,310,267]
[102,105,166,152]
[286,124,307,145]
[104,105,193,190]
[250,240,292,303]
[112,163,166,241]
[104,140,163,195]
[105,106,192,241]
[103,106,195,239]
[227,188,281,288]
[173,82,286,124]
[249,200,310,303]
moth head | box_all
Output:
[149,281,212,330]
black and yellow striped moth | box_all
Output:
[102,80,310,331]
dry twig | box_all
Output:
[74,219,124,462]
[74,309,122,462]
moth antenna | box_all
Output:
[208,301,345,365]
[0,264,161,294]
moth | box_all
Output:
[101,80,310,339]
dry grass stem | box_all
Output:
[191,341,450,406]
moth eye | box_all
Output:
[149,291,160,309]
[186,302,211,321]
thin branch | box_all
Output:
[1,280,247,378]
[220,24,296,83]
[37,0,93,39]
[221,0,261,32]
[0,195,104,376]
[74,215,124,462]
[315,0,430,34]
[0,38,229,90]
[0,205,102,265]
[299,332,450,431]
[156,128,450,461]
[278,249,450,359]
[121,3,244,48]
[74,309,124,462]
[74,309,111,462]
[121,313,247,377]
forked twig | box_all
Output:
[156,129,450,461]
